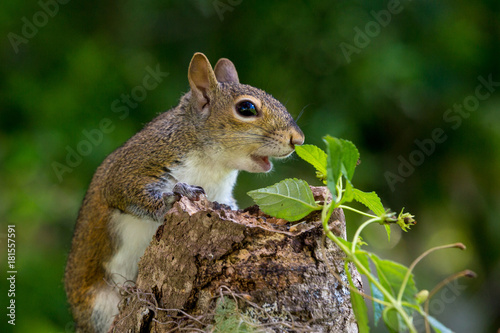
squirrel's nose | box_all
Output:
[290,128,305,148]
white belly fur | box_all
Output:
[106,211,160,284]
[92,154,238,332]
[93,212,160,332]
[170,152,239,209]
[91,285,121,333]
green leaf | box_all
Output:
[247,178,321,221]
[353,189,385,217]
[295,144,327,182]
[214,297,256,332]
[427,315,454,333]
[323,136,362,200]
[339,139,359,181]
[336,236,353,250]
[323,136,342,201]
[355,251,384,326]
[341,180,354,204]
[345,261,369,333]
[382,307,406,333]
[371,280,385,326]
[385,224,391,242]
[369,254,418,307]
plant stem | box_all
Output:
[330,234,416,332]
[351,217,380,253]
[322,212,416,332]
[321,202,335,229]
[323,184,416,332]
[335,177,344,204]
[320,234,392,307]
[397,243,466,304]
[339,205,378,218]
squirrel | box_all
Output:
[64,52,304,333]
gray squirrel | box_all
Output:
[65,52,304,332]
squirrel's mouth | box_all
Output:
[250,155,272,172]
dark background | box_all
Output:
[1,0,499,332]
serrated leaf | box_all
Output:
[247,178,321,221]
[345,262,369,333]
[369,254,418,308]
[323,136,342,201]
[339,139,359,181]
[323,136,362,200]
[295,144,327,180]
[427,315,454,333]
[353,188,385,217]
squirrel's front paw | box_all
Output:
[162,183,206,208]
[173,182,205,200]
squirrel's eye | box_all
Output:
[236,101,258,117]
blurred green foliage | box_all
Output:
[1,0,499,332]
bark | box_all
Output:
[112,186,361,333]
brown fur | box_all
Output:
[65,53,304,332]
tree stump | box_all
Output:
[111,186,361,332]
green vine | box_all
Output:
[248,135,475,333]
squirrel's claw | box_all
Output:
[173,182,206,201]
[162,191,180,208]
[162,183,206,213]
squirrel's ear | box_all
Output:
[188,53,218,110]
[214,58,239,84]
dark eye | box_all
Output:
[236,100,258,117]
